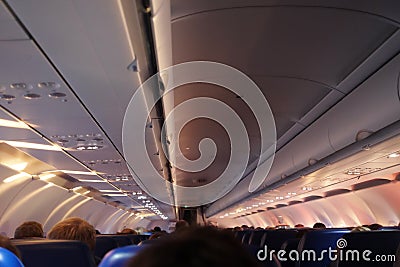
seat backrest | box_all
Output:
[12,239,96,267]
[234,231,246,243]
[98,245,147,267]
[127,234,149,245]
[281,238,301,267]
[97,235,132,247]
[264,230,298,251]
[242,230,253,245]
[334,231,400,267]
[297,229,350,267]
[281,238,301,251]
[244,244,283,267]
[0,247,25,267]
[95,236,119,260]
[249,230,267,247]
[379,226,400,231]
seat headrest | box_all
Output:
[98,245,147,267]
[0,247,25,267]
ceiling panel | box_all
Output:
[215,134,400,219]
[0,1,28,40]
[171,6,396,86]
[7,0,143,153]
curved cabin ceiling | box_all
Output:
[0,0,400,232]
[152,0,400,216]
[0,0,174,231]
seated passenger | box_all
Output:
[148,231,167,240]
[47,217,100,264]
[0,235,21,259]
[14,221,44,239]
[118,228,137,235]
[351,226,371,232]
[126,227,260,267]
[312,222,326,229]
[241,225,249,230]
[368,223,382,230]
[174,220,189,232]
[153,226,161,232]
[233,226,242,231]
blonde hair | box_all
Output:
[47,217,96,250]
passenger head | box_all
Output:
[118,228,137,235]
[174,220,189,232]
[0,235,21,259]
[312,222,326,229]
[351,226,371,232]
[294,224,304,228]
[368,223,383,230]
[149,231,167,240]
[47,217,96,250]
[126,227,260,267]
[241,225,249,230]
[153,226,161,232]
[14,221,44,239]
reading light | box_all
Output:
[388,152,400,158]
[75,145,103,151]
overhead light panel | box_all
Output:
[39,173,56,180]
[60,170,98,175]
[78,179,107,183]
[388,152,400,158]
[72,186,82,191]
[3,172,31,183]
[0,119,30,129]
[2,141,62,151]
[2,162,28,171]
[103,193,128,197]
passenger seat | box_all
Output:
[12,239,96,267]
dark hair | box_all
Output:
[312,222,326,229]
[174,220,189,232]
[14,221,44,239]
[153,226,161,232]
[368,223,382,230]
[126,227,260,267]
